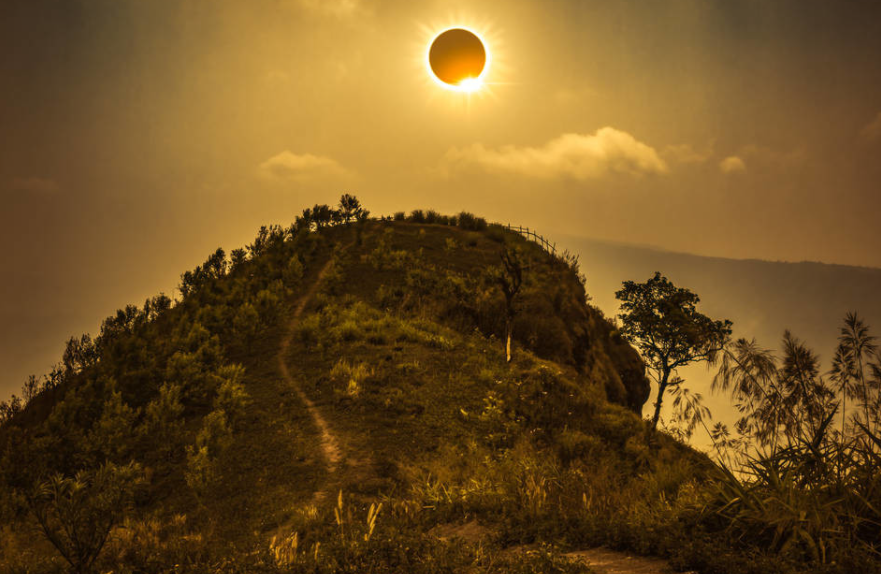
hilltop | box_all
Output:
[1,204,873,574]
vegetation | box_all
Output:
[615,272,732,430]
[700,314,881,567]
[1,198,879,573]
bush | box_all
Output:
[456,212,487,231]
[330,359,374,399]
[28,462,145,574]
[556,429,603,465]
[485,225,507,243]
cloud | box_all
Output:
[9,176,60,194]
[663,143,714,165]
[860,111,881,142]
[258,151,348,181]
[443,128,668,180]
[719,156,746,174]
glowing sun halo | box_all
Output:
[428,28,488,92]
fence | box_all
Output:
[503,224,557,256]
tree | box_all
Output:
[338,193,362,223]
[214,364,250,429]
[616,272,732,430]
[27,461,143,574]
[297,208,315,232]
[311,204,334,228]
[283,255,304,287]
[87,380,139,463]
[62,334,98,375]
[141,382,185,462]
[490,246,526,363]
[22,375,40,404]
[233,303,260,352]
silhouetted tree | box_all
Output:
[22,375,39,404]
[338,193,362,223]
[0,395,22,423]
[312,204,334,228]
[62,334,98,375]
[230,248,247,269]
[616,272,732,430]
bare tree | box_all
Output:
[491,246,526,363]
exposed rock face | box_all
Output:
[600,321,651,414]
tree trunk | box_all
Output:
[650,371,670,430]
[505,316,513,363]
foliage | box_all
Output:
[616,272,732,429]
[704,314,881,567]
[26,461,144,574]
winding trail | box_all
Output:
[277,249,344,503]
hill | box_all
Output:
[1,207,876,574]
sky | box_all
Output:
[2,0,881,400]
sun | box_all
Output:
[417,18,503,99]
[427,28,489,93]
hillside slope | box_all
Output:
[0,212,791,574]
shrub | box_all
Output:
[28,462,145,574]
[330,359,374,399]
[485,225,507,243]
[284,255,304,287]
[457,212,487,231]
[103,514,207,572]
[556,429,603,465]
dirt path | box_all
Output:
[563,548,682,574]
[439,522,683,574]
[277,249,344,503]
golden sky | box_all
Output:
[2,0,881,397]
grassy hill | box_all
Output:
[1,209,877,574]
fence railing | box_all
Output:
[504,224,556,256]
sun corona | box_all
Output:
[427,28,488,92]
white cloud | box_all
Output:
[860,111,881,142]
[258,151,348,181]
[9,176,60,194]
[443,128,668,180]
[719,156,746,174]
